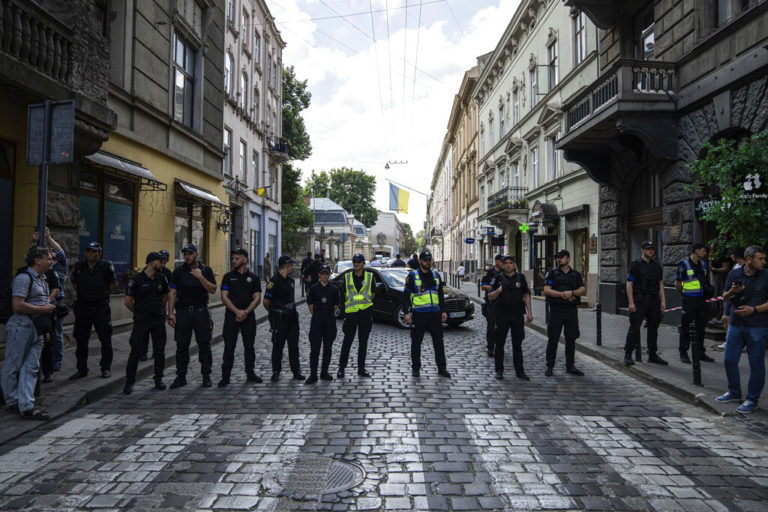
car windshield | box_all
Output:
[379,268,409,289]
[334,261,353,273]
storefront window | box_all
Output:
[174,197,207,267]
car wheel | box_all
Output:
[393,305,411,329]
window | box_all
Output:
[513,89,519,125]
[239,140,247,183]
[252,87,260,121]
[488,114,494,147]
[226,0,235,24]
[547,136,559,181]
[173,33,195,128]
[224,53,233,96]
[272,62,278,89]
[249,224,260,274]
[175,198,207,267]
[635,6,655,60]
[480,125,485,155]
[252,150,259,187]
[499,104,505,138]
[574,11,587,65]
[223,128,232,176]
[267,54,272,84]
[512,161,520,191]
[79,170,136,290]
[242,10,249,47]
[488,178,494,196]
[480,185,485,212]
[548,42,558,90]
[530,147,539,189]
[240,72,248,108]
[529,68,538,108]
[254,31,260,64]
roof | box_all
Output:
[310,197,346,212]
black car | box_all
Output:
[331,267,475,328]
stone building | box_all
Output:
[474,0,600,300]
[426,141,453,274]
[0,0,115,337]
[448,66,481,278]
[370,211,405,261]
[223,0,287,278]
[559,0,768,314]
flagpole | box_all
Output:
[385,178,428,197]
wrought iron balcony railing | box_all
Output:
[487,186,528,212]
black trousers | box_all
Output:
[309,311,337,376]
[174,306,213,377]
[271,312,300,375]
[221,313,257,379]
[679,295,707,356]
[495,310,525,374]
[411,311,447,371]
[485,302,496,352]
[545,307,579,368]
[125,316,166,385]
[73,303,113,373]
[625,295,660,357]
[339,308,373,371]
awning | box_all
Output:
[84,151,166,191]
[175,180,225,208]
[530,200,559,222]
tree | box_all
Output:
[401,223,417,256]
[689,130,768,251]
[415,230,426,252]
[303,167,379,227]
[280,66,314,255]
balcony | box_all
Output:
[557,59,678,184]
[267,137,291,163]
[481,186,528,225]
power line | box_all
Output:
[368,0,390,159]
[318,0,372,43]
[384,0,394,110]
[444,0,465,38]
[276,0,446,24]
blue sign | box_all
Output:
[464,237,475,244]
[103,200,133,280]
[486,227,495,236]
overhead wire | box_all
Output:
[444,0,465,38]
[275,0,445,24]
[368,0,391,160]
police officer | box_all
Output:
[122,252,170,394]
[69,241,116,380]
[139,249,174,362]
[392,254,406,267]
[306,265,340,384]
[488,255,533,380]
[219,248,262,387]
[167,243,217,388]
[481,254,504,357]
[337,253,375,378]
[543,249,586,377]
[403,250,451,378]
[407,253,419,270]
[675,242,715,364]
[301,252,314,293]
[624,241,668,366]
[263,255,304,382]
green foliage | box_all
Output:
[281,66,312,161]
[688,130,768,250]
[401,223,418,256]
[304,168,379,227]
[281,199,314,256]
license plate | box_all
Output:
[449,311,465,318]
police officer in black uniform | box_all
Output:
[392,254,406,267]
[263,255,304,382]
[123,252,170,394]
[305,265,340,384]
[167,243,217,388]
[624,241,669,366]
[543,249,586,377]
[407,253,419,270]
[301,252,314,293]
[218,248,262,387]
[139,249,173,362]
[403,250,451,378]
[481,254,504,357]
[488,255,533,380]
[69,241,116,380]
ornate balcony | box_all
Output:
[267,137,291,163]
[482,186,529,225]
[557,59,677,184]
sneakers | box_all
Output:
[358,370,371,378]
[101,369,111,379]
[494,372,504,380]
[648,355,669,366]
[68,370,87,380]
[699,354,715,363]
[336,369,345,379]
[320,373,334,381]
[566,367,585,376]
[169,377,187,389]
[154,380,167,391]
[515,371,530,381]
[246,373,263,383]
[304,375,318,385]
[217,378,229,388]
[624,356,635,367]
[737,400,758,414]
[437,369,451,378]
[715,391,742,403]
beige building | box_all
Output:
[426,141,453,274]
[474,0,600,302]
[448,67,481,278]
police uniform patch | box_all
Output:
[158,284,162,290]
[321,297,327,303]
[516,281,521,288]
[246,276,252,283]
[267,282,274,289]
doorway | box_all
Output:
[533,233,558,294]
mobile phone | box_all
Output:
[733,280,742,286]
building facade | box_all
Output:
[427,142,453,274]
[308,197,357,263]
[223,0,287,278]
[559,0,768,314]
[474,0,600,300]
[370,211,405,260]
[448,66,481,278]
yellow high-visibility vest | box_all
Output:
[344,271,373,313]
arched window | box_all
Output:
[224,53,233,96]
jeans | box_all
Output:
[1,316,44,413]
[52,315,64,370]
[723,324,768,403]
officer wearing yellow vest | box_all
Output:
[675,242,715,364]
[337,253,375,378]
[403,250,451,378]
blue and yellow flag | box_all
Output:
[389,183,409,214]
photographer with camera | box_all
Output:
[716,246,768,414]
[1,246,55,420]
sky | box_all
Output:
[265,0,522,231]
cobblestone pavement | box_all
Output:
[2,315,768,511]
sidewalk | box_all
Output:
[450,279,768,425]
[0,284,307,446]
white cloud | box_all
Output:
[268,0,521,230]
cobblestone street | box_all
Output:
[2,315,768,511]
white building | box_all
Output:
[223,0,287,277]
[369,211,405,259]
[427,140,453,274]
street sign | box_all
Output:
[486,227,495,236]
[464,237,475,244]
[27,100,75,165]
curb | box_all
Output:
[461,292,722,417]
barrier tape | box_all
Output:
[663,296,724,313]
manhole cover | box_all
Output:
[277,456,365,495]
